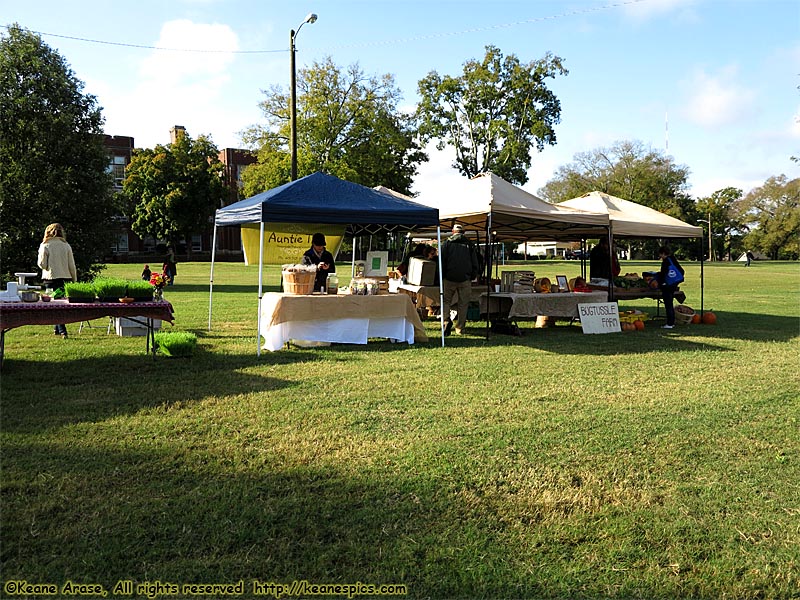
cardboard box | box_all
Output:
[407,258,436,286]
[114,317,161,337]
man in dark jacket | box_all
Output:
[302,232,336,292]
[440,224,479,335]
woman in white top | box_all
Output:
[37,223,77,338]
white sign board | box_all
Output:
[578,302,621,334]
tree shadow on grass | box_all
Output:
[426,310,799,354]
[0,442,715,600]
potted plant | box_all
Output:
[154,331,197,357]
[126,279,156,301]
[64,282,96,303]
[92,276,128,302]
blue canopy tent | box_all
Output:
[209,171,443,353]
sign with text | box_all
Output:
[578,302,621,334]
[240,223,345,266]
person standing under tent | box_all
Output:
[657,245,685,330]
[37,223,77,339]
[440,224,479,336]
[302,232,336,292]
[589,237,620,282]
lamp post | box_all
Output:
[290,12,317,181]
[698,216,713,261]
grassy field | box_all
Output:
[1,259,798,599]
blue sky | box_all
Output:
[3,0,798,202]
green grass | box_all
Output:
[2,260,798,599]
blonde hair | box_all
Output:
[43,223,66,243]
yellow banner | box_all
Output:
[241,223,346,266]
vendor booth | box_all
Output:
[413,172,611,336]
[209,172,441,353]
[559,191,704,312]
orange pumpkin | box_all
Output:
[691,313,701,324]
[634,319,645,331]
[702,311,717,325]
[649,278,659,289]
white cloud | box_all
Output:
[98,20,252,149]
[682,65,756,128]
[623,0,699,23]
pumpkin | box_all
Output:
[702,311,717,325]
[634,319,645,330]
[649,278,660,289]
[691,313,701,324]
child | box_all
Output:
[141,264,151,281]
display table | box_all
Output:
[260,293,428,351]
[479,291,608,320]
[0,299,175,363]
[587,285,686,311]
[396,283,485,312]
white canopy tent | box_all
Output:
[558,191,703,239]
[560,191,706,313]
[415,172,611,241]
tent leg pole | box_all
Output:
[486,216,492,340]
[257,222,265,357]
[208,224,218,332]
[437,226,445,347]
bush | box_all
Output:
[64,281,96,300]
[92,276,128,299]
[154,331,197,358]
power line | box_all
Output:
[3,0,648,55]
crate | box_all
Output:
[501,271,535,292]
[282,269,316,295]
[114,317,161,337]
[407,258,436,286]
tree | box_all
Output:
[540,140,698,258]
[736,175,800,260]
[416,45,568,185]
[0,24,115,281]
[695,187,745,261]
[242,58,426,196]
[121,132,226,258]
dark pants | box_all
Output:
[44,278,70,335]
[662,284,678,326]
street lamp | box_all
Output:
[697,215,713,261]
[290,12,317,181]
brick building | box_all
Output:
[105,127,255,260]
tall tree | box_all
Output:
[0,24,115,281]
[540,140,695,221]
[416,45,568,185]
[121,132,226,258]
[242,58,426,196]
[695,187,745,261]
[736,175,800,260]
[540,140,698,258]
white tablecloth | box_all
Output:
[259,293,426,351]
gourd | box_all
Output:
[691,313,701,324]
[634,320,645,330]
[702,311,717,325]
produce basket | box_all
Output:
[282,265,316,295]
[674,304,695,325]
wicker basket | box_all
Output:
[674,305,695,325]
[282,269,316,295]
